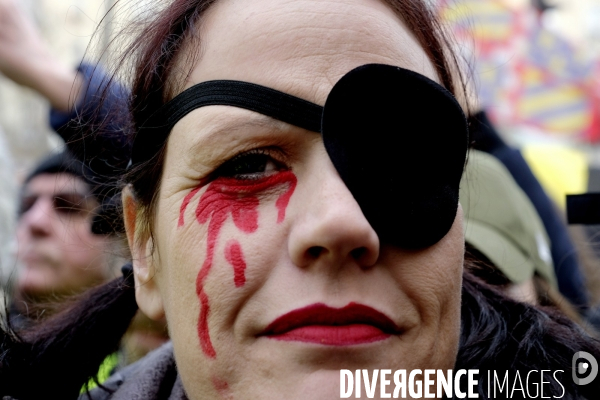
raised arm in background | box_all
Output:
[0,0,131,185]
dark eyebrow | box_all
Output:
[185,109,307,157]
[205,112,294,135]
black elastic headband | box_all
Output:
[131,81,323,166]
[130,64,468,248]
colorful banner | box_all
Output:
[437,0,600,142]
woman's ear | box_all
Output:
[122,186,165,321]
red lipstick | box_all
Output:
[259,303,401,345]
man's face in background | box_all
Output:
[15,172,110,300]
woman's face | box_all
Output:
[128,0,464,398]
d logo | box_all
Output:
[572,351,598,385]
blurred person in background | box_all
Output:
[0,0,166,365]
[0,0,129,183]
[461,150,585,325]
[11,150,167,368]
[7,149,125,386]
[435,0,593,313]
[11,150,117,323]
[470,111,591,313]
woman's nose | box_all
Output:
[288,155,380,271]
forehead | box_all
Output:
[23,173,89,196]
[183,0,439,103]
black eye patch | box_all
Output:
[322,64,468,248]
[131,64,468,248]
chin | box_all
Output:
[17,275,53,299]
[235,370,343,400]
[294,370,347,400]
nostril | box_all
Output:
[350,247,366,260]
[307,246,323,259]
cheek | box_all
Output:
[62,238,109,284]
[412,215,464,321]
[15,227,28,258]
[387,214,464,368]
[166,172,297,360]
[57,218,92,245]
[62,226,106,264]
[423,220,464,365]
[161,181,294,398]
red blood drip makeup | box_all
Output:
[225,240,247,287]
[179,186,202,227]
[178,171,297,358]
[211,377,233,399]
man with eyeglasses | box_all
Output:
[0,0,168,368]
[12,151,119,323]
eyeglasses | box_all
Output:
[18,192,95,219]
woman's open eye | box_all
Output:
[215,149,285,180]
